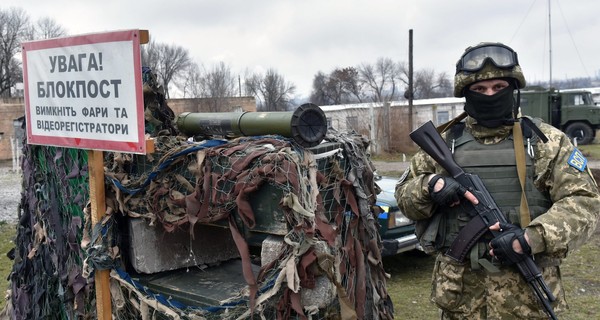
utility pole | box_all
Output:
[548,0,553,88]
[408,29,414,132]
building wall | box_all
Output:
[0,96,257,161]
[321,98,465,154]
[0,98,25,163]
[167,96,256,115]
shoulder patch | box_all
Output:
[567,148,587,172]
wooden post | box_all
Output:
[88,149,111,320]
[88,30,149,319]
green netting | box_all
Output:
[7,143,94,319]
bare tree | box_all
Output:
[141,40,191,98]
[310,71,330,105]
[396,62,452,99]
[0,7,30,97]
[179,63,203,98]
[310,67,364,106]
[244,68,296,111]
[358,57,402,102]
[412,69,452,99]
[201,62,236,97]
[199,62,237,111]
[33,17,67,39]
[312,58,453,103]
[337,67,364,103]
[178,62,238,111]
[323,69,345,105]
[141,40,160,70]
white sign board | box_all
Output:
[22,30,146,154]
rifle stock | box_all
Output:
[409,121,558,320]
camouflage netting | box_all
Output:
[6,67,393,319]
[7,144,95,319]
[103,130,393,319]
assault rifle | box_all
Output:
[409,121,557,320]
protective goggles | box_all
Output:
[456,43,519,73]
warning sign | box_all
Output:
[22,29,147,154]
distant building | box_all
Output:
[320,97,465,154]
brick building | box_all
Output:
[0,98,25,164]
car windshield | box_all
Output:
[376,176,398,193]
[375,176,399,204]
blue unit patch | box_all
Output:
[567,148,587,172]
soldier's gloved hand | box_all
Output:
[427,175,468,207]
[489,223,532,265]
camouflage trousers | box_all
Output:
[431,254,567,319]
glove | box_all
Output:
[428,175,467,207]
[489,223,532,265]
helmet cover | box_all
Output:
[454,43,526,97]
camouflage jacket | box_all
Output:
[395,116,600,259]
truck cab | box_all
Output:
[519,88,600,144]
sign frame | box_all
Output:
[22,29,147,154]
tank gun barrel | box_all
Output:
[175,103,328,147]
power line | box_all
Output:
[509,0,538,44]
[555,0,591,78]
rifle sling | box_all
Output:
[436,111,467,134]
[513,121,532,227]
[445,215,488,262]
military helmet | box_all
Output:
[453,42,526,97]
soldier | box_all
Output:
[395,42,600,319]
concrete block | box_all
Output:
[261,235,336,308]
[261,235,287,267]
[128,218,240,274]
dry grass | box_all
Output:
[0,223,15,311]
[384,227,600,319]
[382,141,600,318]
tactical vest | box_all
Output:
[433,122,552,252]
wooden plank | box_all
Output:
[88,149,112,320]
[146,137,155,154]
[139,30,149,44]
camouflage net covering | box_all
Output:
[104,131,393,319]
[6,67,393,319]
[7,144,95,319]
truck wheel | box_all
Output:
[565,122,595,145]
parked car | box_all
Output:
[374,175,421,256]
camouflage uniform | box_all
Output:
[396,42,600,319]
[396,116,600,319]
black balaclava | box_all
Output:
[463,81,516,128]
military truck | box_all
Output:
[519,88,600,144]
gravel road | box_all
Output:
[372,161,409,175]
[0,166,21,224]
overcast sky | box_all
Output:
[4,0,600,100]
